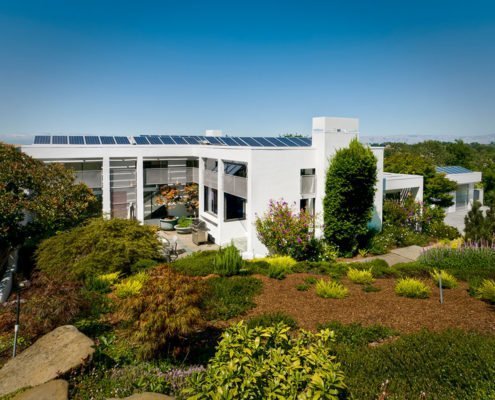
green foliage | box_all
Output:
[315,279,349,299]
[477,279,495,303]
[36,217,162,281]
[395,278,430,298]
[202,276,262,321]
[346,259,390,278]
[131,258,158,273]
[430,269,458,289]
[317,321,397,347]
[464,201,495,243]
[214,243,243,276]
[118,265,203,360]
[296,283,310,291]
[183,322,346,399]
[247,312,298,330]
[261,256,297,279]
[337,329,495,399]
[304,276,318,284]
[324,139,377,255]
[347,268,374,285]
[255,199,316,260]
[177,216,193,228]
[390,261,432,278]
[171,250,218,276]
[85,272,121,293]
[0,143,100,253]
[114,271,148,299]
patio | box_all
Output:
[156,229,219,258]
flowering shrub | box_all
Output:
[183,322,346,399]
[255,199,315,260]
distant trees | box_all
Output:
[0,143,100,253]
[324,139,377,255]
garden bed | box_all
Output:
[243,273,495,333]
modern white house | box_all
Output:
[435,166,483,213]
[21,116,385,258]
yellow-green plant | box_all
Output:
[114,272,148,299]
[430,269,458,289]
[477,279,495,303]
[266,256,297,279]
[395,278,430,299]
[347,268,374,285]
[214,242,242,276]
[98,272,121,284]
[183,322,346,399]
[315,279,349,299]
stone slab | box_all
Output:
[12,379,68,400]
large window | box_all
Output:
[224,162,247,177]
[144,160,168,169]
[204,186,218,215]
[225,193,246,221]
[300,198,315,216]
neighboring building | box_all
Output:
[383,172,424,204]
[21,116,384,258]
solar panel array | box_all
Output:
[436,166,473,174]
[33,134,312,148]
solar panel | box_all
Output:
[436,166,472,174]
[254,137,275,147]
[146,136,162,145]
[52,136,68,144]
[114,136,130,145]
[159,136,176,145]
[69,136,84,145]
[263,137,287,147]
[133,136,149,145]
[230,137,248,146]
[220,137,241,146]
[85,136,101,145]
[242,137,263,147]
[289,137,309,146]
[171,136,187,145]
[34,136,50,144]
[299,137,312,146]
[182,136,200,144]
[277,137,299,147]
[205,136,223,145]
[100,136,116,145]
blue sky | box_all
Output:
[1,0,494,143]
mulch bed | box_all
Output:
[243,274,495,334]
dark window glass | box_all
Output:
[224,162,247,177]
[211,189,218,215]
[225,193,246,221]
[204,185,209,212]
[301,168,316,176]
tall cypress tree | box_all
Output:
[324,139,377,255]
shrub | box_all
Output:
[36,218,162,281]
[247,312,298,330]
[395,278,430,298]
[347,268,374,285]
[202,276,262,321]
[268,264,289,280]
[118,265,203,360]
[430,269,458,289]
[183,322,346,399]
[346,259,390,277]
[85,272,121,293]
[131,258,158,273]
[244,259,270,275]
[255,199,316,260]
[265,256,297,279]
[390,261,432,278]
[338,329,495,399]
[315,280,349,299]
[171,250,218,276]
[324,139,377,255]
[214,243,243,276]
[114,271,149,299]
[477,279,495,303]
[317,321,397,347]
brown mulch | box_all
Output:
[243,274,495,334]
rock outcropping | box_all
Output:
[12,379,69,400]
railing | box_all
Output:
[224,174,247,199]
[204,169,218,189]
[145,167,199,185]
[75,170,102,188]
[300,175,316,196]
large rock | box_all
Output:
[12,379,69,400]
[0,325,94,397]
[107,394,175,400]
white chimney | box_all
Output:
[205,130,223,137]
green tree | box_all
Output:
[385,152,456,208]
[464,201,495,243]
[324,139,377,255]
[0,143,100,252]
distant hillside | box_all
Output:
[361,134,495,145]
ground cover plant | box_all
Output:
[315,279,349,299]
[430,269,458,289]
[395,278,431,298]
[477,279,495,303]
[213,242,242,276]
[246,312,298,330]
[337,329,495,400]
[347,267,374,285]
[170,250,218,276]
[317,321,397,347]
[201,276,262,321]
[183,322,346,399]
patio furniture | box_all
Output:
[192,220,208,245]
[159,236,179,262]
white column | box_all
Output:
[246,156,254,258]
[217,159,225,244]
[199,157,205,215]
[136,156,144,223]
[102,157,111,218]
